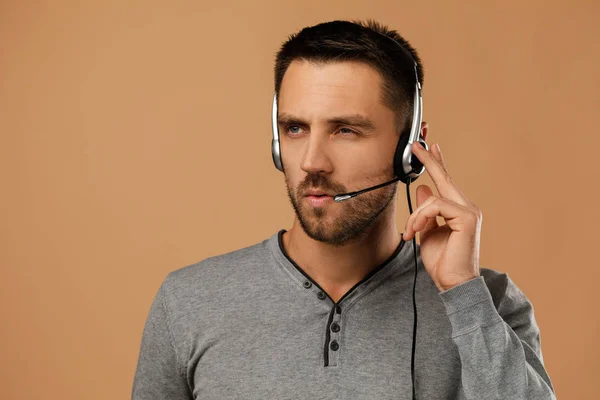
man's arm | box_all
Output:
[438,274,556,400]
[132,279,193,399]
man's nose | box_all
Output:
[300,132,334,174]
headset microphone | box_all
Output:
[333,177,402,202]
[333,154,425,202]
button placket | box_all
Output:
[327,312,342,366]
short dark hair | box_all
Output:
[274,19,424,135]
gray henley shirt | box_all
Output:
[132,229,556,399]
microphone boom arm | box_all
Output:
[333,175,407,202]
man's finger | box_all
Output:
[412,142,469,207]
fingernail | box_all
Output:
[435,143,441,153]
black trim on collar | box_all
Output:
[277,229,406,304]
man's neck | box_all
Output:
[281,215,402,303]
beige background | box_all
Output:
[1,0,598,399]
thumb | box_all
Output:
[416,185,434,207]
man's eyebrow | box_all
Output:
[277,112,377,131]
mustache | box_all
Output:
[296,175,346,197]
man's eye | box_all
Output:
[284,125,356,136]
[287,125,303,135]
[339,128,356,135]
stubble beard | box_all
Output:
[284,174,397,247]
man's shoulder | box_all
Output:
[170,236,271,281]
[148,235,277,345]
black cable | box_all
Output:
[405,176,418,400]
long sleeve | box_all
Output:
[132,280,193,400]
[438,275,556,400]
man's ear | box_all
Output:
[420,121,429,141]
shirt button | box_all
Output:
[303,281,312,289]
[335,306,342,314]
[331,323,340,333]
[317,291,326,300]
[330,340,339,351]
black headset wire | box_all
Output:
[378,40,420,397]
[404,174,418,400]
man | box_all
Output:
[132,20,556,399]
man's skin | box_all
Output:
[279,59,481,302]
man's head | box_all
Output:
[274,20,426,247]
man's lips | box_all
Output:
[305,194,333,206]
[305,190,334,197]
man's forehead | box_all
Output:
[279,60,385,114]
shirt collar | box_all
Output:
[268,229,414,306]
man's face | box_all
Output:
[278,60,401,247]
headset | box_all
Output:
[270,33,427,400]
